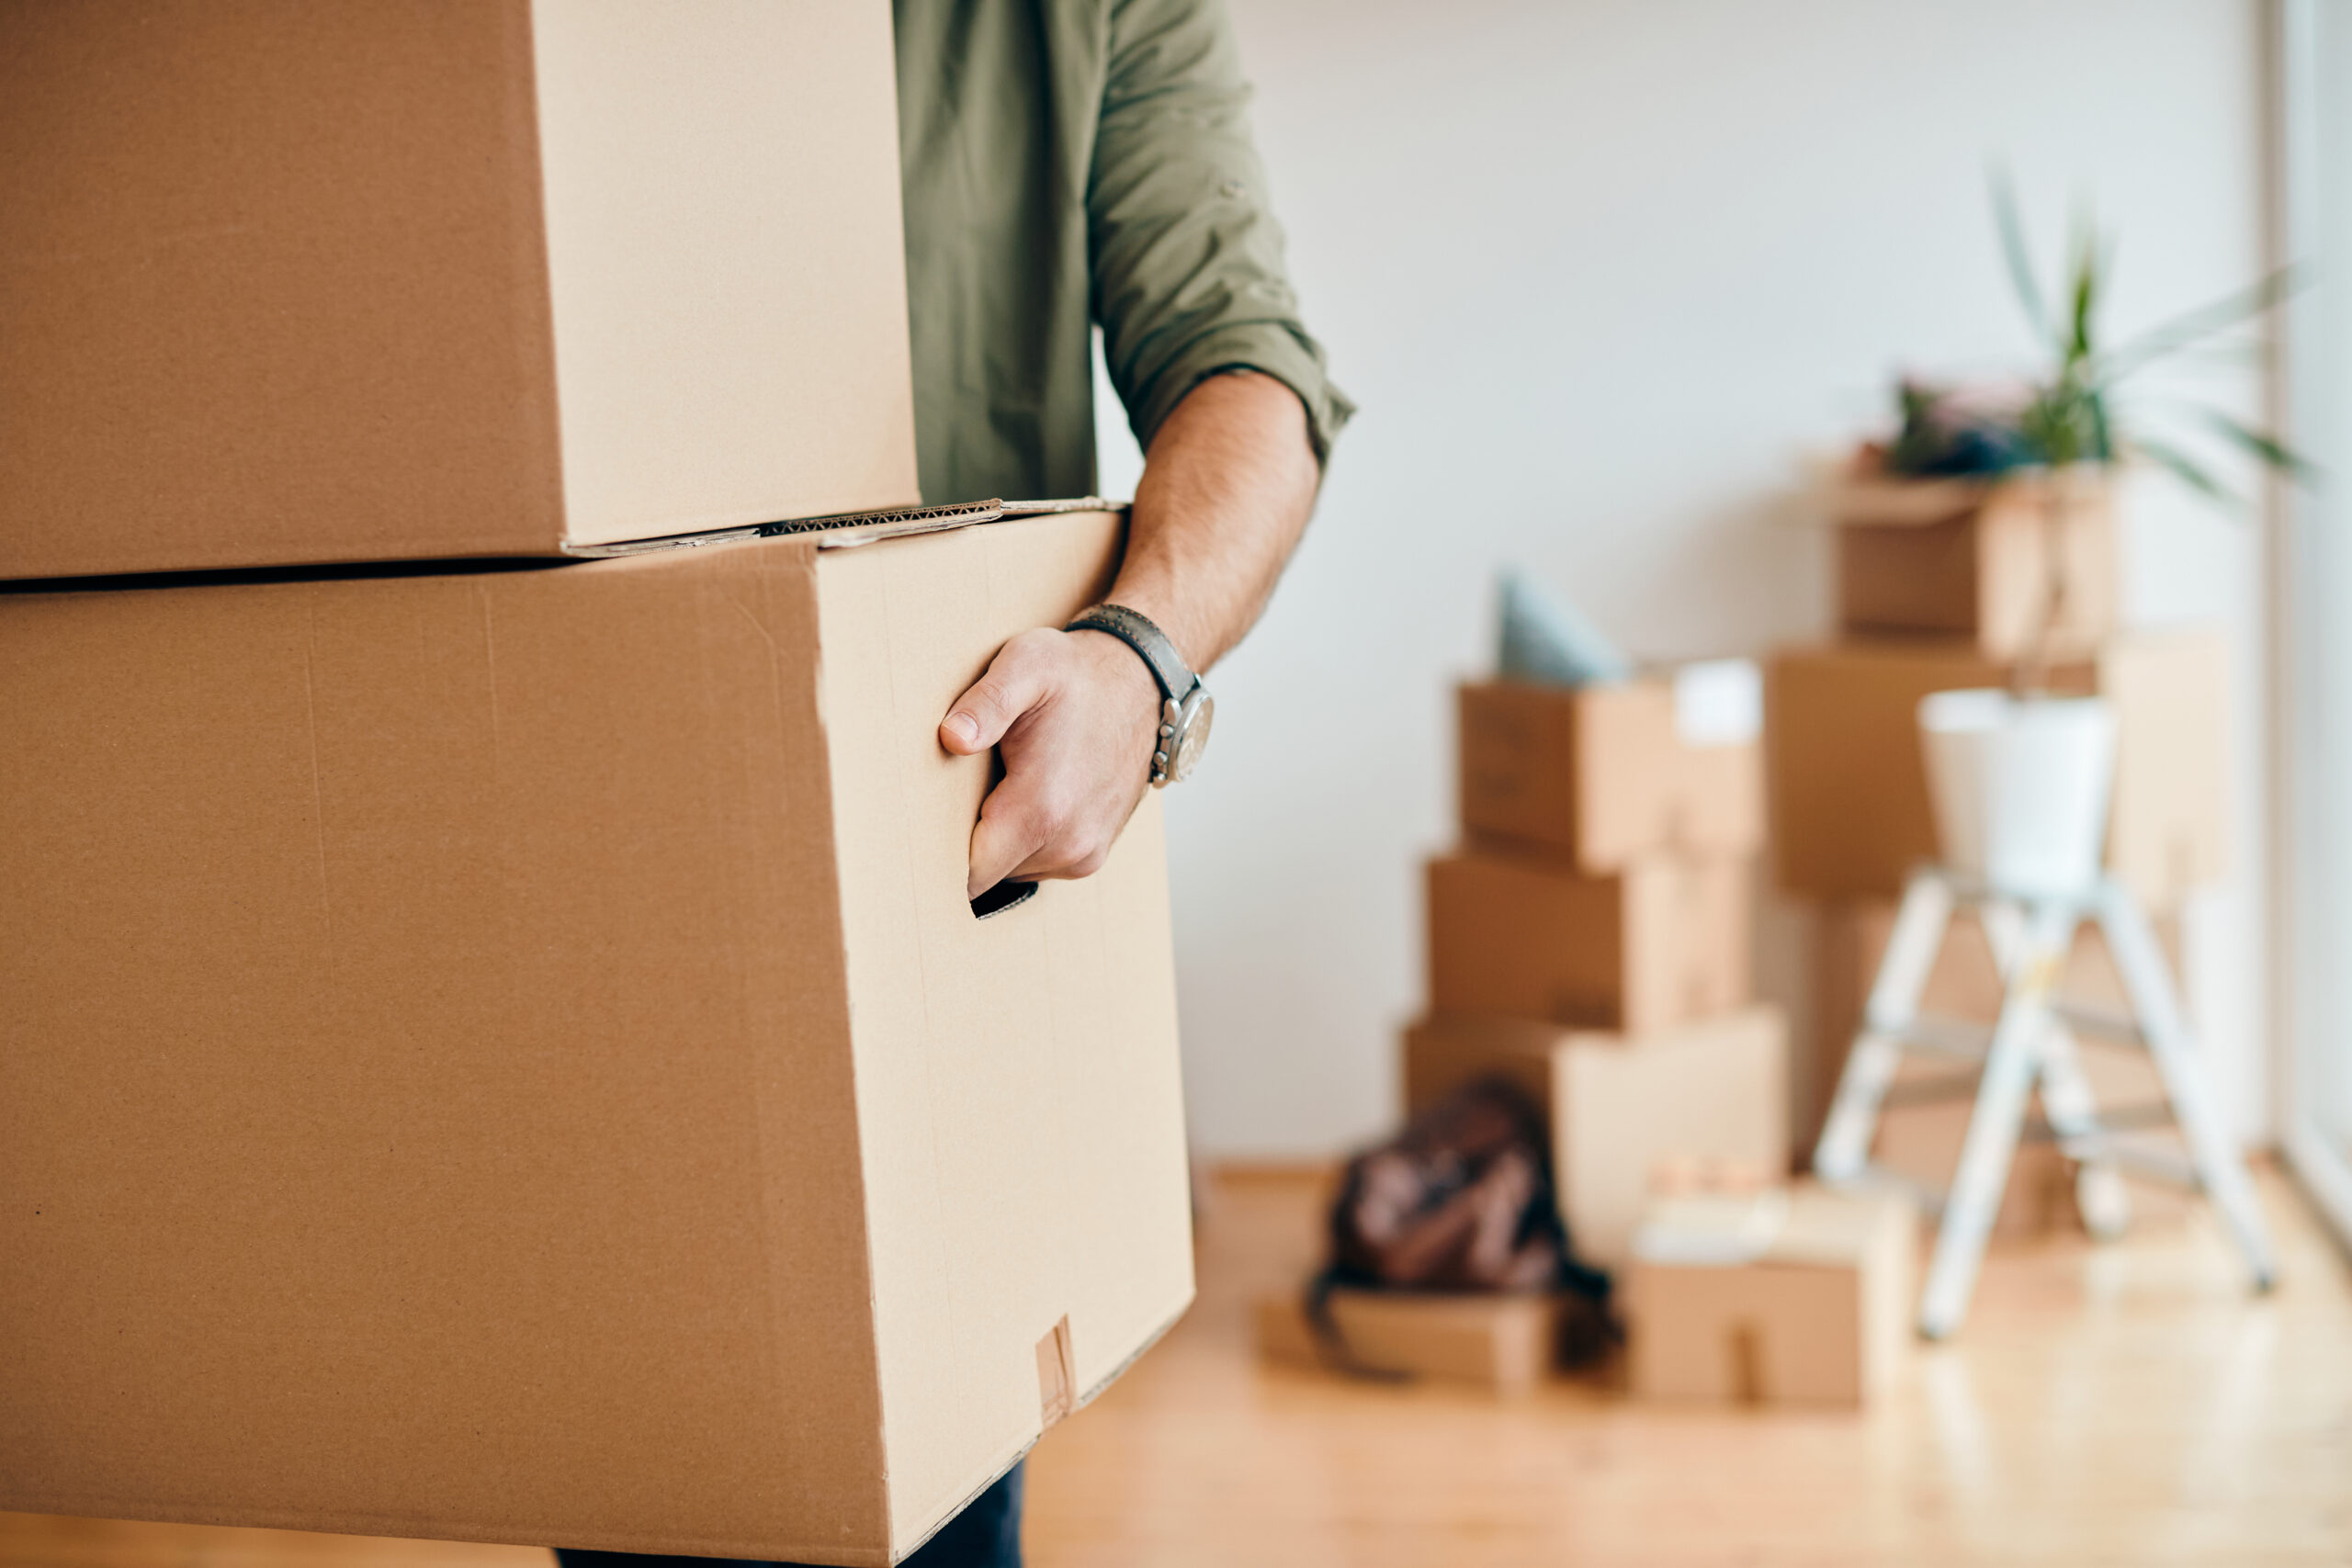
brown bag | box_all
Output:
[1329,1077,1568,1291]
[1307,1078,1612,1375]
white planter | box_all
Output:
[1917,689,2119,897]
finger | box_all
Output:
[941,633,1057,755]
[967,779,1052,900]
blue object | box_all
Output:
[1497,568,1633,688]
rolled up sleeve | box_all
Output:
[1088,0,1354,465]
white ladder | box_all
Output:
[1813,866,2278,1339]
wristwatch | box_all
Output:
[1065,604,1215,786]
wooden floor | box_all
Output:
[6,1166,2348,1567]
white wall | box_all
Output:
[1096,0,2276,1160]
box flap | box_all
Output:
[1829,476,1992,525]
[1829,467,2106,528]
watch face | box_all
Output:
[1169,690,1214,783]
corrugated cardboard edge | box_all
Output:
[561,497,1130,560]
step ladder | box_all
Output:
[1813,865,2278,1339]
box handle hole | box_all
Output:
[971,880,1039,920]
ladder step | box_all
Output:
[1866,1014,1992,1061]
[1822,1165,1945,1219]
[1871,1007,2153,1060]
[2051,1134,2200,1189]
[1879,1071,1983,1109]
[2051,1002,2148,1047]
[2023,1102,2178,1138]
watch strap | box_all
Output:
[1064,604,1197,702]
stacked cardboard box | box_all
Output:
[1260,665,1786,1393]
[1770,466,2225,1231]
[1,9,1190,1564]
[1406,664,1790,1271]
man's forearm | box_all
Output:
[939,368,1321,896]
[1097,370,1322,672]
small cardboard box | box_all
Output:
[0,509,1189,1566]
[1455,666,1762,871]
[1426,850,1751,1035]
[1832,468,2115,659]
[1626,1184,1915,1408]
[1810,902,2193,1232]
[1255,1288,1568,1397]
[1403,1009,1789,1268]
[1767,630,2226,908]
[0,0,919,580]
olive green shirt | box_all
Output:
[893,0,1352,503]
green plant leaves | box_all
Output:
[2204,408,2321,484]
[1992,165,2052,349]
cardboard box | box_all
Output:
[1255,1288,1569,1397]
[1767,630,2226,908]
[1426,850,1751,1034]
[1809,902,2193,1232]
[0,0,919,581]
[1833,469,2115,659]
[1403,1009,1789,1267]
[1626,1184,1915,1408]
[1456,670,1761,871]
[1873,1092,2076,1239]
[0,509,1190,1565]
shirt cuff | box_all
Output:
[1127,321,1356,472]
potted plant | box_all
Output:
[1882,175,2311,895]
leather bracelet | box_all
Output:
[1064,604,1198,702]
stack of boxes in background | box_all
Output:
[1412,660,1786,1269]
[1,8,1193,1562]
[1769,465,2226,1231]
[1270,653,1798,1396]
[1261,653,1795,1397]
[1409,653,1925,1408]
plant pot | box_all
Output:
[1917,690,2118,897]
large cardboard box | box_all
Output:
[1254,1288,1571,1397]
[1767,631,2226,908]
[1403,1009,1788,1267]
[0,0,920,581]
[1456,671,1761,871]
[0,509,1190,1565]
[1833,469,2114,659]
[1426,849,1750,1034]
[1809,901,2193,1232]
[1626,1184,1914,1408]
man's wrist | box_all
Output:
[1067,626,1164,704]
[1065,604,1215,787]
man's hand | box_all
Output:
[942,370,1320,898]
[941,626,1162,899]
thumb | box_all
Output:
[941,632,1058,755]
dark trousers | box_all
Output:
[552,1461,1022,1568]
